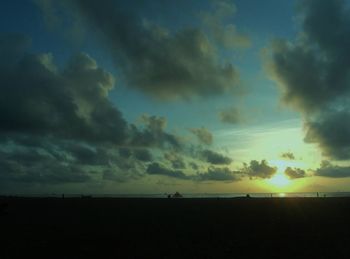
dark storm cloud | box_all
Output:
[130,115,182,150]
[102,168,141,182]
[133,149,153,162]
[146,162,188,179]
[195,166,241,182]
[284,167,306,179]
[268,39,332,113]
[164,152,186,169]
[267,0,350,159]
[315,160,350,178]
[200,149,232,165]
[1,149,48,167]
[0,34,187,186]
[38,0,241,100]
[63,142,148,179]
[281,152,295,160]
[102,170,126,182]
[268,0,350,113]
[146,162,241,182]
[118,147,153,162]
[304,110,350,160]
[0,149,91,184]
[65,143,111,165]
[0,33,245,188]
[118,148,132,158]
[219,107,242,124]
[0,138,150,186]
[0,34,127,144]
[189,127,213,145]
[243,160,277,179]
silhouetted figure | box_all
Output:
[167,194,171,198]
[62,194,65,199]
[172,192,183,198]
[317,192,319,197]
[246,194,251,198]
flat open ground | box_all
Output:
[1,197,350,258]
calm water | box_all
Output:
[10,192,350,198]
[101,192,350,198]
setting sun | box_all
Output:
[268,173,290,188]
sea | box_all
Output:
[94,192,350,198]
[6,192,350,198]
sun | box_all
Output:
[268,173,290,188]
[257,160,309,193]
[264,160,293,190]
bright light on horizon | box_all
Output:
[268,173,291,188]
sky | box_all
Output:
[1,0,350,195]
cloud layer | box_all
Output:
[285,167,306,179]
[315,161,350,178]
[57,0,242,100]
[268,0,350,162]
[243,160,277,179]
[219,107,242,124]
[281,152,295,160]
[304,110,350,160]
[0,35,127,144]
[0,33,255,189]
[200,149,232,165]
[189,127,213,145]
[0,34,190,189]
[196,166,241,182]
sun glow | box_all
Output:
[263,160,294,191]
[268,173,290,188]
[265,160,292,190]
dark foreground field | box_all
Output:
[1,197,350,258]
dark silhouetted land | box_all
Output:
[1,197,350,258]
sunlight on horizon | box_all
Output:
[262,160,302,192]
[268,173,290,188]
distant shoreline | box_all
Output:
[1,195,350,200]
[1,191,350,199]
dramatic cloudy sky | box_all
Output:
[1,0,350,195]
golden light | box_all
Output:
[253,160,310,193]
[264,160,293,192]
[268,173,290,188]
